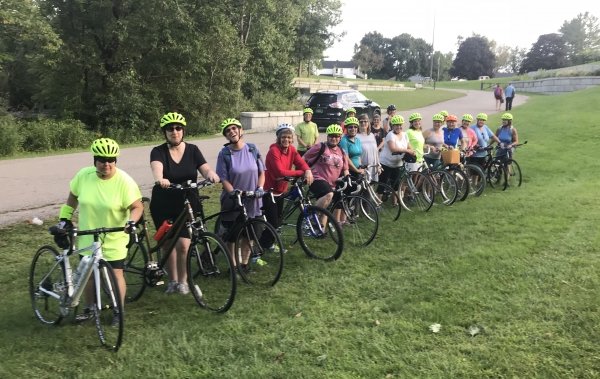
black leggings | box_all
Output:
[378,164,402,191]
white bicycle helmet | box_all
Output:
[275,123,295,135]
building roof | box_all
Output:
[322,60,355,69]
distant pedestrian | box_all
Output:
[493,83,504,111]
[504,83,516,111]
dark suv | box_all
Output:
[306,90,381,130]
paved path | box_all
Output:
[0,89,527,227]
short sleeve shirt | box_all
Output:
[70,167,141,261]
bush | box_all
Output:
[0,115,23,156]
[21,118,94,152]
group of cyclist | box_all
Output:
[53,105,519,321]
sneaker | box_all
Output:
[177,283,190,295]
[165,280,178,294]
[75,307,93,322]
[268,245,287,254]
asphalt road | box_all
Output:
[0,89,527,227]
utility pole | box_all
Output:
[429,14,436,80]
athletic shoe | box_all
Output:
[165,280,178,294]
[177,283,190,295]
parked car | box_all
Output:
[305,90,381,130]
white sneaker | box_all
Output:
[165,280,178,294]
[177,283,190,295]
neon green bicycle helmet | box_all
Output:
[432,113,445,122]
[90,138,120,157]
[476,113,488,121]
[501,113,513,120]
[439,110,449,117]
[303,107,313,114]
[344,117,359,126]
[160,112,186,128]
[390,115,404,125]
[408,112,422,122]
[462,114,474,122]
[346,108,356,115]
[220,118,243,135]
[326,124,343,135]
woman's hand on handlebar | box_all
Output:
[304,169,314,186]
[155,178,171,188]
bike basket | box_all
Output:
[441,150,460,165]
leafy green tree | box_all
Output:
[449,35,496,80]
[520,33,568,73]
[0,0,61,110]
[293,0,343,76]
[352,32,391,79]
[560,12,600,65]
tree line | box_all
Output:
[0,0,342,142]
[353,12,600,81]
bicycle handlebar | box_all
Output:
[163,178,214,190]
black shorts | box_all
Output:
[309,179,333,199]
[466,156,486,168]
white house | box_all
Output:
[315,60,364,79]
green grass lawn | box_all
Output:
[2,87,600,378]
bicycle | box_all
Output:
[450,149,486,197]
[388,160,435,212]
[355,164,402,223]
[124,179,236,313]
[30,223,138,351]
[213,190,285,286]
[418,160,459,206]
[329,175,380,247]
[479,141,526,191]
[278,176,344,261]
[495,141,526,189]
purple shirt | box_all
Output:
[216,144,265,220]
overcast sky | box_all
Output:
[325,0,600,60]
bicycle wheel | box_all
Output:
[369,181,401,222]
[487,162,504,189]
[464,164,486,197]
[94,259,123,352]
[398,171,434,212]
[124,238,148,303]
[504,159,522,189]
[430,170,458,206]
[235,219,284,286]
[296,205,344,261]
[29,245,66,325]
[187,232,236,313]
[332,195,379,247]
[448,167,469,202]
[279,199,301,249]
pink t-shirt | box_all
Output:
[303,143,349,188]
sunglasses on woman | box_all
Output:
[165,125,184,132]
[95,157,117,163]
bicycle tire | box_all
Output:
[464,164,486,197]
[29,245,66,325]
[331,195,379,247]
[187,232,236,313]
[398,171,435,212]
[369,181,402,222]
[448,167,469,202]
[486,161,504,189]
[234,218,284,286]
[296,205,344,261]
[504,159,522,189]
[279,198,301,249]
[430,169,458,206]
[124,238,148,303]
[95,259,123,352]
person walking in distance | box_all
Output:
[493,83,504,111]
[504,83,516,111]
